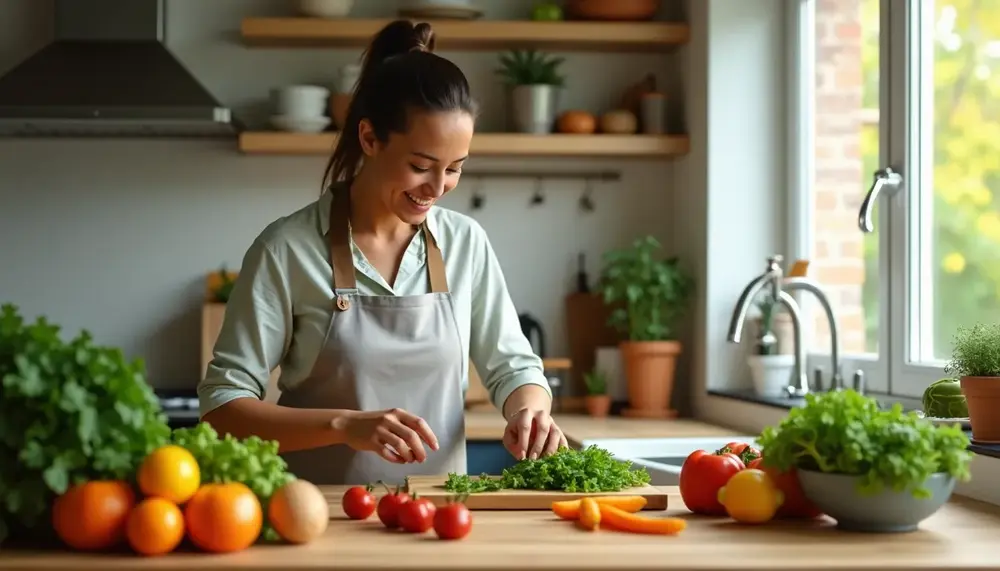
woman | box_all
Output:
[198,20,567,485]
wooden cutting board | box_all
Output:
[404,475,668,511]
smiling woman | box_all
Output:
[197,19,566,487]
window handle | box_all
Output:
[858,167,903,233]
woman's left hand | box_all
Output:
[503,408,568,461]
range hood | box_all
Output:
[0,0,239,137]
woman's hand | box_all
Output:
[503,408,568,461]
[338,408,439,464]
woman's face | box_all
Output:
[359,109,474,226]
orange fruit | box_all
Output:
[52,480,135,551]
[137,444,201,504]
[184,482,262,553]
[126,497,185,556]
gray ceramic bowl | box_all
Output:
[797,470,955,533]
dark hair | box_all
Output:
[322,20,478,189]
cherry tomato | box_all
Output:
[678,449,745,515]
[398,494,437,533]
[433,498,472,540]
[342,484,377,520]
[376,482,411,529]
[747,458,822,519]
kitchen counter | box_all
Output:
[463,410,737,445]
[5,486,999,570]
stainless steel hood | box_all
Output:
[0,0,240,137]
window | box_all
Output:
[792,0,1000,398]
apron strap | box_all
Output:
[328,185,450,294]
[422,224,449,294]
[328,186,357,290]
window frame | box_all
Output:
[790,0,947,400]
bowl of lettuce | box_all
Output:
[756,389,973,533]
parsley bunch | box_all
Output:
[757,389,974,499]
[444,445,651,493]
[0,303,172,543]
[172,423,295,541]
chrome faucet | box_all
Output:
[727,256,810,397]
[783,277,843,390]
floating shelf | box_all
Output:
[241,18,689,52]
[238,132,690,158]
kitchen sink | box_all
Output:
[584,436,760,487]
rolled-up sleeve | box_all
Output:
[468,226,552,413]
[198,238,292,418]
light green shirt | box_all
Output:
[198,188,551,419]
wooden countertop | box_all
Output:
[6,486,1000,570]
[463,411,738,445]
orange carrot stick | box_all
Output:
[597,504,687,535]
[551,495,648,520]
[577,498,601,531]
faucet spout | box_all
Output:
[783,277,843,389]
[776,291,810,397]
[727,255,785,343]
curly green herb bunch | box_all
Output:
[944,323,1000,378]
[0,303,171,543]
[756,389,973,499]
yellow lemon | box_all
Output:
[137,445,201,504]
[717,468,783,524]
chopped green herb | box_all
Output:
[444,445,650,493]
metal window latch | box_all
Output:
[858,167,903,233]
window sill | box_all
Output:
[707,388,1000,460]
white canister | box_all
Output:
[594,346,628,402]
[747,354,795,397]
[337,64,362,94]
[273,85,330,118]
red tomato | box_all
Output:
[433,499,472,540]
[678,449,745,515]
[376,483,411,529]
[342,484,377,520]
[398,495,437,533]
[747,458,822,519]
[719,442,761,465]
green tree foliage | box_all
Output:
[859,0,1000,355]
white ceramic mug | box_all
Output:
[273,85,330,118]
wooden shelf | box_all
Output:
[241,18,689,52]
[238,132,690,158]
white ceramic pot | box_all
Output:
[747,354,795,397]
[299,0,354,18]
[272,85,330,119]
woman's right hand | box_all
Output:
[340,408,440,463]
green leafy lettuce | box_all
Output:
[0,303,171,543]
[443,445,650,493]
[757,389,974,498]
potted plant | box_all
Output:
[945,323,1000,442]
[495,49,566,134]
[598,236,694,418]
[583,368,611,418]
[746,295,795,397]
[757,389,973,533]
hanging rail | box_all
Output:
[461,170,620,182]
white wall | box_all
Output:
[0,0,686,390]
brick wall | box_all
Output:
[811,0,868,354]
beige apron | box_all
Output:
[277,187,468,485]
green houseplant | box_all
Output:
[746,294,795,397]
[598,236,693,417]
[756,389,973,532]
[944,322,1000,442]
[495,49,566,134]
[583,368,611,418]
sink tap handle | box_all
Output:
[812,367,824,392]
[852,370,865,394]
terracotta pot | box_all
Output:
[585,394,612,418]
[619,340,681,417]
[330,93,352,130]
[960,376,1000,442]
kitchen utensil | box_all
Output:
[299,0,354,18]
[404,475,668,510]
[271,114,331,133]
[575,252,590,293]
[518,312,546,358]
[273,85,330,118]
[398,0,484,20]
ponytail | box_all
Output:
[322,20,476,190]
